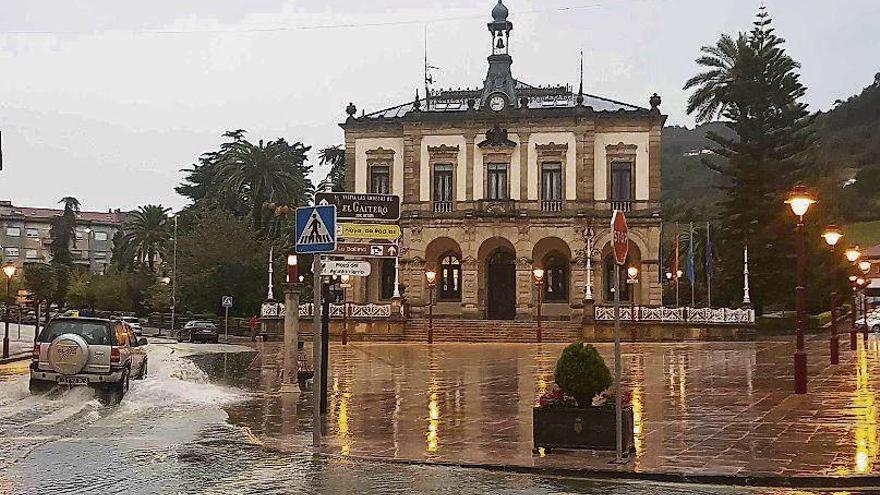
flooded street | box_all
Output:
[0,339,872,494]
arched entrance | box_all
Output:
[487,249,516,320]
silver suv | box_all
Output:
[30,317,148,403]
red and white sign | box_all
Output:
[612,210,628,266]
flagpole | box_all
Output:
[706,221,712,308]
[690,222,695,307]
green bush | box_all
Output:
[554,343,612,407]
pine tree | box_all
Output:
[684,7,815,311]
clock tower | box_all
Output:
[480,0,517,111]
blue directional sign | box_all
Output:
[295,205,337,253]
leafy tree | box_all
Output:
[23,263,56,330]
[683,7,815,311]
[49,196,79,267]
[176,209,270,316]
[123,204,171,272]
[319,145,346,192]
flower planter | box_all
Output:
[533,405,634,452]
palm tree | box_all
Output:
[318,145,346,192]
[214,132,313,230]
[124,205,171,272]
[683,33,750,123]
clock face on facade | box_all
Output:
[489,94,506,112]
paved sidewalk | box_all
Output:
[220,327,880,483]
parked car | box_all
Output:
[120,316,143,336]
[29,317,148,403]
[178,321,219,343]
[856,311,880,332]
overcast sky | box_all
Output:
[0,0,876,213]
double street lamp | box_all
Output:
[3,262,16,359]
[532,267,545,343]
[859,259,872,344]
[785,184,815,395]
[425,269,437,344]
[846,246,863,350]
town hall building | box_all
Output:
[339,0,665,321]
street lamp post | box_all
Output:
[532,268,545,343]
[785,184,815,395]
[859,260,872,344]
[675,269,683,308]
[822,225,843,364]
[425,270,437,344]
[627,266,639,341]
[664,271,672,306]
[340,274,351,346]
[2,262,16,358]
[846,247,862,350]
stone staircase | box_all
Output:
[403,318,583,343]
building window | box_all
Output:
[26,228,39,239]
[611,161,633,210]
[4,247,19,258]
[604,255,631,302]
[433,164,454,212]
[379,258,396,299]
[94,232,108,241]
[487,163,509,200]
[541,162,563,211]
[543,252,568,301]
[439,253,462,300]
[25,249,38,259]
[5,227,20,237]
[369,164,390,194]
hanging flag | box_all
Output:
[686,222,695,283]
[705,223,713,277]
[673,225,680,279]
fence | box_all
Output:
[594,305,755,325]
[261,302,393,319]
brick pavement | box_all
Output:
[222,329,880,480]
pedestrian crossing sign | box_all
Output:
[295,204,337,253]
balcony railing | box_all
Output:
[432,201,454,213]
[541,200,563,212]
[610,200,632,212]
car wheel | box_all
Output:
[139,359,148,380]
[29,378,52,395]
[106,369,130,405]
[873,325,879,333]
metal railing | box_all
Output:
[432,201,453,213]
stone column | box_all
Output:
[519,131,530,202]
[465,131,476,202]
[515,257,533,320]
[461,256,480,319]
[281,283,303,394]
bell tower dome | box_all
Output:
[480,0,517,111]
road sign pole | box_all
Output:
[312,253,322,449]
[320,281,330,415]
[614,263,622,463]
[224,307,229,342]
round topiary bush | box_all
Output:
[553,342,612,407]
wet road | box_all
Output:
[0,340,871,494]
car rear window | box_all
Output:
[196,323,217,329]
[39,320,111,346]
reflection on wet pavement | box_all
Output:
[2,336,880,493]
[224,335,880,480]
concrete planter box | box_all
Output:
[533,405,634,452]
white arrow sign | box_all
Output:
[321,260,372,277]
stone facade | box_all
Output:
[338,1,666,321]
